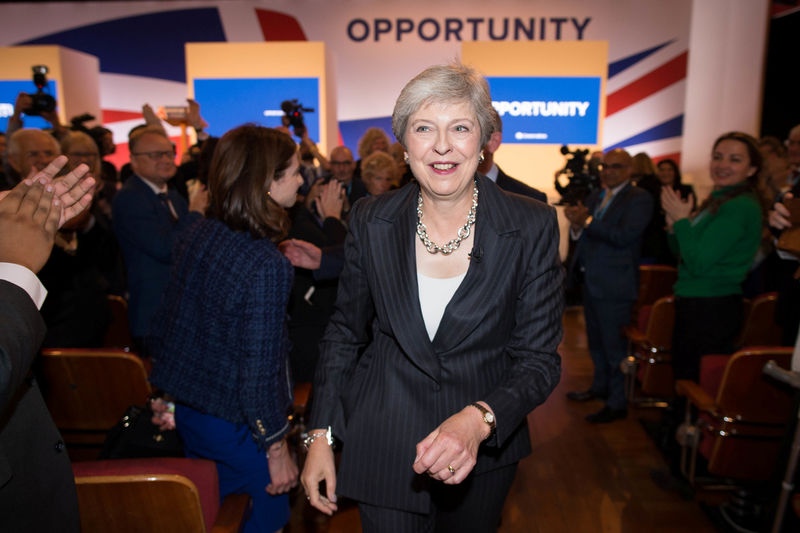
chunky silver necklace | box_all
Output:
[416,180,478,255]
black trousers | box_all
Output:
[671,294,743,383]
[358,463,518,533]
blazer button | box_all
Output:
[54,440,65,453]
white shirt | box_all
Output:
[484,163,499,183]
[0,262,46,309]
[417,271,467,341]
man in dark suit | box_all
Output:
[112,127,204,350]
[478,108,547,203]
[0,159,95,532]
[327,146,368,207]
[565,149,653,423]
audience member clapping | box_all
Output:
[287,177,347,382]
[661,132,764,383]
[37,133,124,348]
[640,158,695,265]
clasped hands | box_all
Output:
[300,405,491,516]
[0,156,95,272]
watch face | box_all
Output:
[484,412,495,424]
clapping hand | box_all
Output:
[661,186,693,229]
[769,193,794,231]
[0,161,94,273]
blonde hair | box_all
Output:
[357,127,391,159]
[361,151,397,183]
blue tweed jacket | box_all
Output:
[149,217,294,450]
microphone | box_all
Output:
[468,247,483,263]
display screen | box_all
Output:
[487,76,601,145]
[193,77,320,141]
[0,80,58,132]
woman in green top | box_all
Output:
[661,132,764,382]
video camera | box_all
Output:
[23,65,56,116]
[554,145,600,205]
[281,99,314,138]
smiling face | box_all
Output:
[129,132,176,187]
[405,100,481,202]
[710,139,757,188]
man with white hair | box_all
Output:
[2,128,60,190]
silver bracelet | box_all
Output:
[303,426,334,451]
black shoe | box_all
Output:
[566,389,606,402]
[585,406,627,423]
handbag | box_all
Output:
[99,404,184,459]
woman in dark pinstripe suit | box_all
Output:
[301,63,564,532]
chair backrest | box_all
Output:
[634,265,677,318]
[73,458,221,533]
[39,348,152,431]
[104,294,134,349]
[736,292,783,347]
[715,347,794,424]
[643,295,675,351]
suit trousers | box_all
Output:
[582,289,634,410]
[357,462,517,533]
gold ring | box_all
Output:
[447,464,456,474]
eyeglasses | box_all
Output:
[132,150,175,161]
[597,163,628,171]
[330,160,354,166]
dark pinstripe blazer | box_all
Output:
[309,174,563,513]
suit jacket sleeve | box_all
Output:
[483,206,563,446]
[584,188,654,248]
[238,257,293,449]
[112,188,198,263]
[0,280,45,416]
[308,201,375,434]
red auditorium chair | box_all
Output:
[73,457,250,533]
[675,347,794,487]
[621,294,675,406]
[39,348,152,458]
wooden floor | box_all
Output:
[287,307,717,532]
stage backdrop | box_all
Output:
[0,0,769,196]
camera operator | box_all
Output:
[6,92,67,142]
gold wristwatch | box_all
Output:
[470,402,496,434]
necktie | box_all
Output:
[157,193,179,223]
[594,189,614,219]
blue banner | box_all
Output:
[193,77,320,141]
[487,76,600,144]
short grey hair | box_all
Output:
[7,128,60,157]
[392,63,494,149]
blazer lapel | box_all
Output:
[368,185,441,383]
[432,176,520,353]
